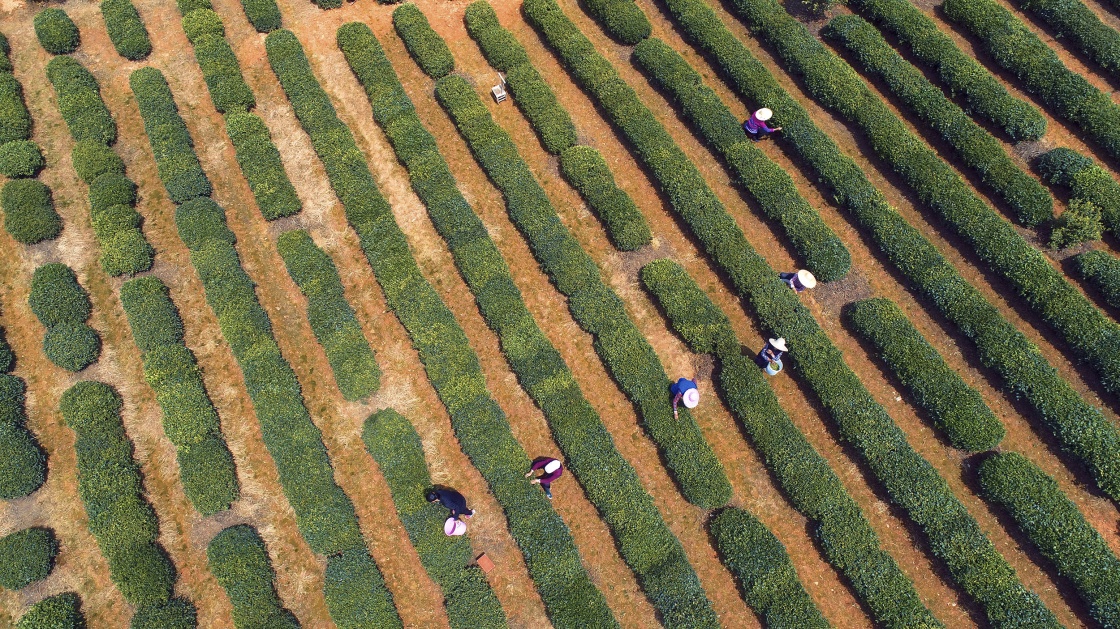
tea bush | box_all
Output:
[43,323,101,373]
[392,4,454,79]
[225,113,300,219]
[192,34,255,114]
[1049,198,1102,249]
[0,527,58,590]
[363,410,505,629]
[182,8,224,43]
[1073,250,1120,310]
[558,146,650,250]
[709,509,828,628]
[846,0,1045,141]
[824,15,1051,226]
[580,0,650,44]
[239,0,282,33]
[1037,147,1120,235]
[87,174,151,276]
[0,141,44,178]
[120,276,239,515]
[0,74,31,145]
[129,598,197,629]
[34,8,79,55]
[16,592,84,629]
[277,230,380,401]
[0,32,11,73]
[46,57,116,145]
[844,298,1004,452]
[130,68,211,202]
[29,263,100,371]
[2,178,61,245]
[101,0,152,60]
[979,452,1120,627]
[323,549,401,629]
[0,375,47,499]
[72,140,125,184]
[1011,0,1120,82]
[273,26,616,627]
[0,329,12,373]
[207,525,299,629]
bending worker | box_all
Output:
[755,337,788,369]
[427,487,474,520]
[526,458,564,499]
[743,107,782,141]
[779,269,817,293]
[670,376,699,419]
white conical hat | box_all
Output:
[682,387,700,408]
[756,108,773,121]
[769,338,788,353]
[544,459,562,474]
[796,269,817,289]
[444,518,466,536]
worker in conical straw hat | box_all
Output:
[670,376,699,419]
[755,337,788,369]
[742,107,783,142]
[779,269,817,293]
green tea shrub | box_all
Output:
[174,197,236,250]
[207,525,299,629]
[277,230,380,400]
[0,375,47,499]
[178,0,212,13]
[323,549,402,629]
[0,32,11,73]
[0,74,31,144]
[559,146,649,249]
[0,141,44,178]
[129,68,211,202]
[1073,250,1120,310]
[238,0,282,33]
[0,527,58,589]
[47,56,117,145]
[392,4,454,79]
[580,0,650,44]
[181,8,224,44]
[1037,147,1120,235]
[1049,198,1101,249]
[2,179,61,244]
[130,598,197,629]
[225,113,300,219]
[192,35,255,114]
[72,140,125,183]
[1010,0,1120,82]
[34,8,80,55]
[16,592,84,629]
[43,323,101,372]
[30,263,92,328]
[0,329,12,373]
[101,0,152,60]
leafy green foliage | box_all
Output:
[46,57,117,146]
[34,8,80,55]
[392,4,454,79]
[130,599,197,629]
[72,140,125,184]
[101,0,152,60]
[979,452,1120,627]
[276,25,614,627]
[558,146,650,250]
[207,525,298,629]
[1049,198,1102,249]
[0,141,44,178]
[130,68,211,202]
[181,8,224,43]
[0,73,32,144]
[193,35,255,114]
[225,113,301,219]
[824,15,1052,226]
[0,528,58,590]
[277,230,380,400]
[362,410,505,629]
[0,375,47,499]
[709,509,828,628]
[323,549,400,629]
[846,0,1045,141]
[580,0,650,44]
[844,298,1004,452]
[43,323,101,372]
[0,32,10,74]
[1037,147,1120,235]
[2,179,61,244]
[87,173,152,276]
[1073,250,1120,310]
[0,328,12,373]
[16,592,85,629]
[29,263,101,371]
[1013,0,1120,82]
[239,0,282,33]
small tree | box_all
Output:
[1050,198,1103,249]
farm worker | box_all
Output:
[742,108,782,142]
[670,377,699,419]
[427,488,474,520]
[754,337,788,369]
[525,458,564,499]
[779,270,817,293]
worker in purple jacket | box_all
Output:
[525,458,564,499]
[742,107,782,142]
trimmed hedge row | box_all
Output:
[0,328,11,373]
[733,0,1120,418]
[0,141,44,178]
[59,381,187,617]
[709,509,828,628]
[846,0,1045,142]
[363,410,505,629]
[34,8,79,55]
[631,37,852,280]
[130,599,197,629]
[120,276,239,515]
[1012,0,1120,81]
[1,180,61,244]
[392,5,454,79]
[942,0,1120,162]
[191,32,256,114]
[0,375,47,499]
[640,259,938,627]
[101,0,152,61]
[129,68,211,203]
[17,592,84,629]
[29,263,101,372]
[224,113,301,219]
[182,8,223,43]
[434,73,731,509]
[0,527,58,590]
[46,57,116,146]
[0,73,31,145]
[276,230,380,401]
[207,525,299,629]
[239,0,282,33]
[1037,147,1120,235]
[524,1,1059,625]
[339,22,718,626]
[1073,250,1120,310]
[132,67,403,629]
[270,27,617,628]
[654,0,1120,507]
[824,15,1052,227]
[580,0,650,44]
[979,452,1120,627]
[844,298,1004,452]
[464,3,650,251]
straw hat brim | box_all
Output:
[797,269,817,288]
[683,388,700,408]
[769,338,788,352]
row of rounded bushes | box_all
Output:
[276,230,381,401]
[942,0,1120,162]
[238,0,282,33]
[16,592,84,629]
[59,381,195,623]
[362,410,505,629]
[631,37,852,280]
[844,298,1004,452]
[207,525,299,629]
[119,276,239,515]
[34,8,79,55]
[640,259,937,626]
[0,374,47,499]
[339,21,718,626]
[978,452,1120,627]
[525,1,1060,624]
[1037,147,1120,235]
[1010,0,1120,82]
[224,113,301,220]
[0,527,58,590]
[464,2,651,251]
[846,0,1045,142]
[130,64,401,628]
[579,0,650,44]
[101,0,152,61]
[46,57,115,145]
[129,68,212,203]
[655,0,1120,507]
[180,8,252,114]
[392,5,454,79]
[1073,250,1120,310]
[432,70,733,510]
[269,26,616,627]
[29,264,101,372]
[824,15,1052,227]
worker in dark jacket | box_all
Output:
[755,337,788,369]
[779,269,817,293]
[670,377,699,419]
[526,458,564,499]
[427,487,474,519]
